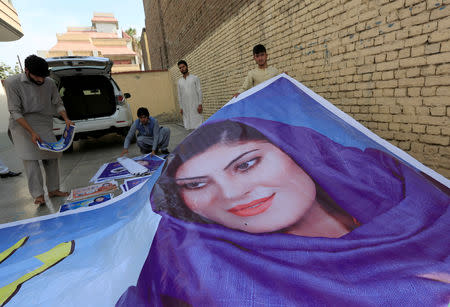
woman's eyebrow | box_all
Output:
[175,175,208,181]
[224,149,259,170]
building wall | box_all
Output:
[92,38,127,46]
[112,70,178,122]
[112,64,141,72]
[0,0,23,41]
[143,0,248,69]
[57,33,90,41]
[140,28,152,70]
[73,51,92,57]
[48,51,67,57]
[95,23,117,33]
[143,0,165,69]
[145,0,450,177]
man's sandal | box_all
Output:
[48,190,70,198]
[34,195,45,205]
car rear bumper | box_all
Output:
[53,114,132,138]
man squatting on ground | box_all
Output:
[177,60,203,130]
[121,107,171,156]
[234,44,279,98]
[4,55,73,205]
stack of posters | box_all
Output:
[117,157,149,176]
[66,180,118,202]
[37,124,75,152]
[90,154,164,183]
[59,194,113,212]
[120,175,152,193]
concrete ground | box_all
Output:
[0,123,190,224]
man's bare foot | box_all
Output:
[34,195,45,205]
[48,190,70,198]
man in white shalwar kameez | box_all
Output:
[177,60,203,130]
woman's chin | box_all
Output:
[233,222,293,234]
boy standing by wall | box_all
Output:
[234,44,279,97]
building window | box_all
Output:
[113,60,132,65]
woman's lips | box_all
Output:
[228,194,275,217]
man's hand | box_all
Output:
[150,150,156,156]
[121,148,129,156]
[197,104,203,114]
[233,93,239,98]
[31,131,42,145]
[65,120,74,128]
[180,109,183,115]
[59,111,73,129]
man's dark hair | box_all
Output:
[253,44,266,55]
[24,55,50,77]
[177,60,188,67]
[137,107,150,118]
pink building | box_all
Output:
[43,13,140,72]
[0,0,23,41]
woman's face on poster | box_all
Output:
[175,141,317,233]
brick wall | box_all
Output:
[140,28,151,70]
[143,0,248,69]
[145,0,450,177]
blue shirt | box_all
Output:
[124,117,160,151]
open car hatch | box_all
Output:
[47,56,113,74]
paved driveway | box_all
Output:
[0,124,189,224]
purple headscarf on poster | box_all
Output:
[117,76,450,306]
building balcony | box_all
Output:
[0,0,23,41]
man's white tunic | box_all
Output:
[177,74,203,130]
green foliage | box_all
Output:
[125,28,141,50]
[0,62,20,79]
[125,28,137,37]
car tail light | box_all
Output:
[116,95,125,105]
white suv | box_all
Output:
[47,56,133,150]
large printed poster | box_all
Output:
[0,75,448,306]
[37,125,75,152]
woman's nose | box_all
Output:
[217,175,250,200]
